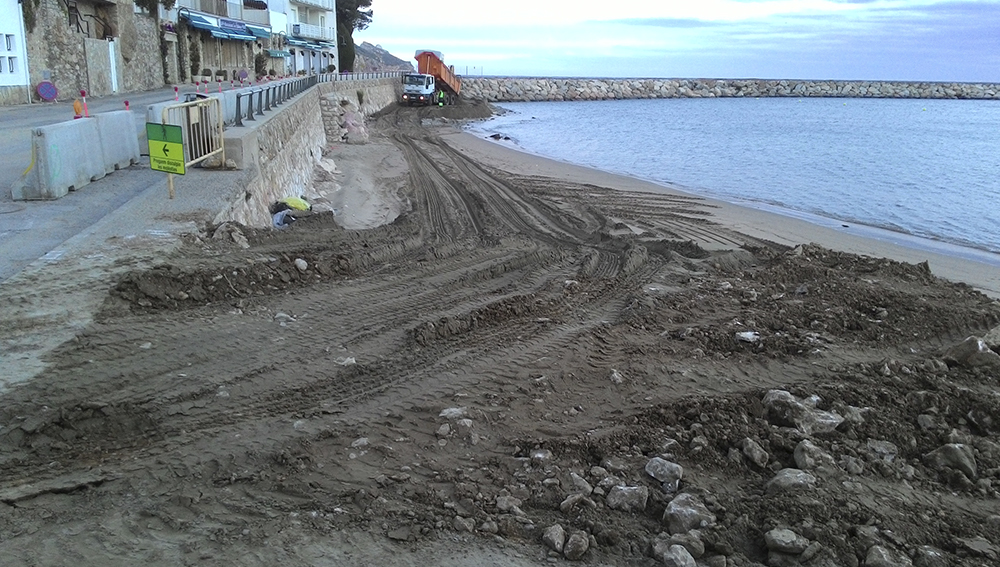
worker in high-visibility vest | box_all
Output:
[437,90,446,107]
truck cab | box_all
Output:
[401,73,436,106]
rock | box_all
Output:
[605,485,649,512]
[912,546,948,567]
[655,543,696,567]
[646,457,684,491]
[768,551,802,567]
[668,532,705,558]
[439,407,467,419]
[453,516,475,532]
[663,493,716,534]
[569,472,593,494]
[865,545,913,567]
[560,493,596,513]
[701,556,727,567]
[924,443,977,480]
[763,390,844,435]
[867,439,899,462]
[765,469,817,495]
[294,258,308,272]
[800,541,823,562]
[956,536,998,560]
[479,520,499,534]
[983,326,1000,350]
[543,524,566,553]
[742,438,770,468]
[943,336,1000,368]
[794,439,837,472]
[531,449,553,463]
[765,528,810,554]
[435,423,450,438]
[563,530,589,561]
[387,527,410,541]
[841,456,865,475]
[496,494,521,511]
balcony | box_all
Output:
[289,0,334,10]
[288,22,336,41]
[176,0,270,26]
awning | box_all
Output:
[210,30,229,39]
[226,32,255,41]
[267,49,291,58]
[286,38,310,48]
[185,13,218,32]
[246,24,271,38]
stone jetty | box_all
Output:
[462,77,1000,102]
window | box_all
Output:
[8,57,14,74]
[5,35,13,52]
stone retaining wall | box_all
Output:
[463,78,1000,102]
[216,77,401,227]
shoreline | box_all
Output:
[442,127,1000,298]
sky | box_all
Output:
[354,0,1000,82]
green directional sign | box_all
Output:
[146,123,185,175]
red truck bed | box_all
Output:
[415,50,461,96]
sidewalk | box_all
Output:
[0,85,219,282]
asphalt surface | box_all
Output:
[0,86,211,282]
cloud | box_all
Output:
[357,0,1000,82]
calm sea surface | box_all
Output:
[468,98,1000,258]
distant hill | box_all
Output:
[354,42,413,73]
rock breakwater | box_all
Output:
[462,78,1000,102]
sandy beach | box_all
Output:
[1,102,999,566]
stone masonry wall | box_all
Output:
[23,0,163,103]
[463,78,1000,102]
[318,77,402,143]
[214,88,325,228]
[217,77,401,227]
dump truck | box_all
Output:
[401,50,462,106]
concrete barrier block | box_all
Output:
[11,119,106,200]
[94,110,140,173]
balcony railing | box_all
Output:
[287,22,336,41]
[175,0,270,26]
[289,0,334,10]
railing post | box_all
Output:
[245,91,255,122]
[255,89,264,116]
[235,92,243,126]
[265,86,271,111]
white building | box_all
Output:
[0,0,31,105]
[283,0,338,75]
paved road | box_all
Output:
[0,86,196,282]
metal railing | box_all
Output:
[232,72,404,127]
[288,22,336,41]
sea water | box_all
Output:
[469,98,1000,258]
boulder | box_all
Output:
[563,530,589,561]
[542,524,566,552]
[663,493,716,534]
[605,485,649,512]
[763,390,844,435]
[794,439,837,472]
[650,537,696,567]
[924,443,977,480]
[765,469,817,495]
[765,528,810,554]
[942,336,1000,368]
[646,457,684,491]
[742,438,770,468]
[865,545,913,567]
